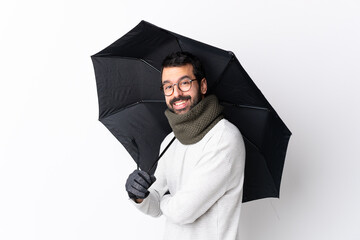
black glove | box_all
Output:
[125,169,156,199]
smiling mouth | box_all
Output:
[170,96,191,106]
[172,100,189,112]
[173,100,186,106]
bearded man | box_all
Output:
[125,51,245,240]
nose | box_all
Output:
[172,84,182,97]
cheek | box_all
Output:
[189,88,200,99]
[165,96,171,105]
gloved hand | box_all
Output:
[125,169,156,200]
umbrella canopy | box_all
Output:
[91,20,291,202]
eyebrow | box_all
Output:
[162,75,191,84]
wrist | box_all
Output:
[134,198,143,204]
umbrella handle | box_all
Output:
[147,136,176,174]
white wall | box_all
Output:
[1,0,359,239]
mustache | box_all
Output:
[170,95,191,106]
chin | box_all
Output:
[174,108,189,114]
[172,106,190,114]
[176,110,188,114]
[167,104,189,114]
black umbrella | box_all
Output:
[91,20,291,203]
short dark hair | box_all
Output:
[161,52,206,82]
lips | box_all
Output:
[170,96,191,106]
[173,100,186,106]
[173,100,187,109]
[169,96,191,113]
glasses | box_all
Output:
[161,77,196,96]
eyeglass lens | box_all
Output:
[163,78,192,96]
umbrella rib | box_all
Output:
[167,32,184,52]
[240,134,278,188]
[234,105,269,111]
[210,53,234,88]
[174,37,183,52]
[220,102,270,111]
[99,100,165,120]
[139,59,161,72]
[92,55,161,73]
[241,135,261,153]
[238,126,281,193]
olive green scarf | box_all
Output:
[164,95,224,145]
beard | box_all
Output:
[167,89,202,114]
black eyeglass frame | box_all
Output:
[160,78,197,96]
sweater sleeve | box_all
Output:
[129,181,167,218]
[159,128,245,225]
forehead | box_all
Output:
[161,64,194,83]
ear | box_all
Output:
[200,78,207,95]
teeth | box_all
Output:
[174,101,185,106]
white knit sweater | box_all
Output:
[132,119,246,240]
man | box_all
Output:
[125,52,245,240]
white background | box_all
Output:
[1,0,359,239]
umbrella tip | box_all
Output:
[228,51,235,57]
